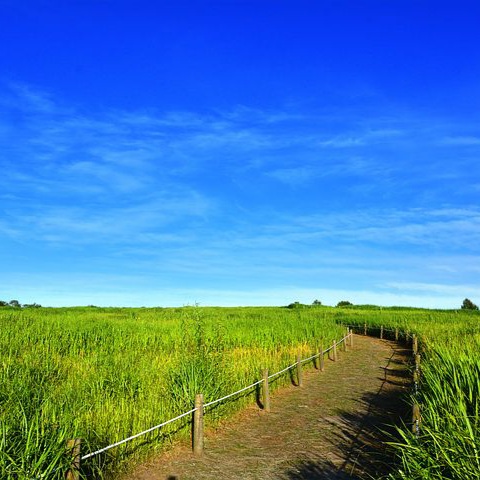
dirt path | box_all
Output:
[124,336,410,480]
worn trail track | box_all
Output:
[124,336,410,480]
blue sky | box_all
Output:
[1,0,480,308]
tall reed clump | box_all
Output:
[0,408,73,479]
[166,306,228,414]
[387,336,480,480]
[0,314,67,478]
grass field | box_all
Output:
[1,305,479,479]
[0,305,346,478]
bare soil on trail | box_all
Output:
[123,336,411,480]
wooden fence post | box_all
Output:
[296,354,303,387]
[415,354,421,371]
[395,328,399,341]
[193,393,204,456]
[412,403,421,435]
[349,329,353,349]
[66,438,81,480]
[319,345,324,372]
[262,369,270,412]
[413,334,418,355]
[332,340,337,362]
[364,322,367,336]
[380,325,383,339]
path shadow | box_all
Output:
[284,458,356,479]
[283,343,411,479]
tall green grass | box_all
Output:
[390,339,480,479]
[0,306,345,478]
[4,305,477,478]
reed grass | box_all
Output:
[4,305,477,478]
[0,305,344,478]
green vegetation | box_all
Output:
[461,297,479,310]
[0,306,345,479]
[0,299,42,308]
[336,300,353,307]
[1,304,478,479]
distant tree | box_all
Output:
[9,300,21,308]
[336,300,353,307]
[0,300,7,307]
[23,303,42,309]
[287,301,307,309]
[461,298,479,310]
[312,299,322,306]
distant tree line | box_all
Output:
[336,300,353,307]
[285,298,479,310]
[461,298,478,310]
[0,300,42,308]
[286,300,355,308]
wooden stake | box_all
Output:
[412,403,421,435]
[349,329,353,349]
[364,322,367,336]
[380,325,383,339]
[319,345,324,372]
[66,438,81,480]
[413,334,418,355]
[415,354,421,371]
[395,328,399,341]
[262,369,270,412]
[193,393,204,456]
[296,354,303,387]
[333,340,337,362]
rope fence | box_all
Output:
[62,330,353,479]
[80,408,197,461]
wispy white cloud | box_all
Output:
[384,281,480,297]
[265,155,394,186]
[4,189,212,245]
[439,136,480,146]
[287,207,480,251]
[2,83,480,308]
[4,82,60,114]
[266,166,318,185]
[3,82,478,203]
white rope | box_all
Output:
[302,351,320,363]
[203,379,264,408]
[268,361,297,380]
[81,408,196,460]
